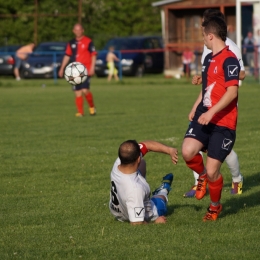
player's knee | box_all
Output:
[182,146,196,162]
[206,169,219,181]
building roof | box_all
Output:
[152,0,182,7]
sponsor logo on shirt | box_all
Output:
[208,59,215,63]
[134,207,145,218]
[228,65,238,77]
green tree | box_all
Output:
[0,0,162,49]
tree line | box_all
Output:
[0,0,161,50]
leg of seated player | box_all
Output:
[225,149,243,194]
[151,173,174,223]
[203,156,223,221]
[182,138,207,199]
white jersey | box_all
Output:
[201,37,245,71]
[109,158,158,223]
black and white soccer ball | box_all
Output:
[64,62,88,85]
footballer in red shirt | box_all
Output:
[59,24,97,116]
[182,17,240,221]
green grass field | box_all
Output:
[0,75,260,259]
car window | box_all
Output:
[151,38,161,49]
[34,44,66,53]
[0,45,21,52]
[143,39,154,49]
[103,39,142,50]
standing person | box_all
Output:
[183,9,244,198]
[14,43,35,81]
[182,16,240,221]
[106,46,120,82]
[243,31,256,76]
[227,24,236,44]
[182,47,195,79]
[109,140,178,225]
[255,29,260,75]
[58,23,97,117]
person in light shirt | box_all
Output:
[109,140,178,225]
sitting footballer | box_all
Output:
[109,140,178,225]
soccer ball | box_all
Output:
[64,62,88,85]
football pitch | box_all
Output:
[0,76,260,259]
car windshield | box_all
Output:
[103,38,143,50]
[0,45,21,53]
[33,44,66,55]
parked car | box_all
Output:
[0,45,21,76]
[20,42,67,78]
[95,36,164,77]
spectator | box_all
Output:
[255,29,260,73]
[243,31,256,75]
[106,46,120,82]
[227,25,236,43]
[14,43,35,81]
[181,47,195,79]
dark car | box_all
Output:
[0,45,21,76]
[21,42,66,78]
[95,36,164,77]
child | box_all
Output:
[106,46,120,81]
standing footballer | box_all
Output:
[182,16,240,221]
[59,23,97,116]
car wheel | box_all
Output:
[19,69,29,79]
[135,65,145,77]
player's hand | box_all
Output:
[188,109,195,121]
[192,75,202,85]
[169,147,178,164]
[198,111,214,125]
[154,216,167,224]
[58,68,64,78]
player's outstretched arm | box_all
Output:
[141,140,178,164]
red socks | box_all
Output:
[208,175,223,203]
[186,153,205,174]
[85,92,94,108]
[75,96,84,114]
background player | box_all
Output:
[183,9,244,198]
[182,16,240,221]
[58,23,97,116]
[109,140,178,225]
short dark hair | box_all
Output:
[118,140,140,165]
[202,16,227,42]
[203,9,225,22]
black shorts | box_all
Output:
[73,76,91,91]
[184,121,236,162]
